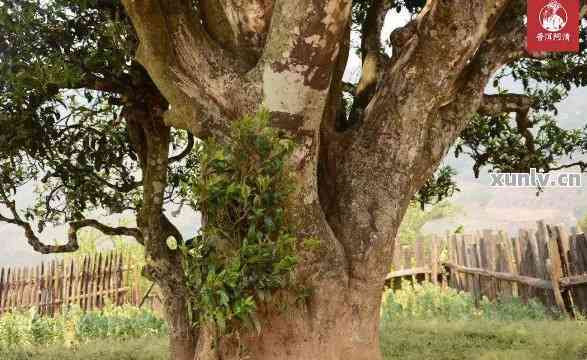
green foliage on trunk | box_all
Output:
[181,111,298,334]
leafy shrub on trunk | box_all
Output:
[181,111,298,334]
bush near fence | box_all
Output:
[0,304,166,349]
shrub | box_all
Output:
[75,305,166,340]
[0,304,166,349]
[381,281,555,322]
[181,111,298,334]
[0,336,169,360]
[0,311,31,348]
[479,295,554,321]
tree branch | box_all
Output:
[122,0,259,137]
[478,94,533,116]
[326,0,515,276]
[347,0,391,128]
[199,0,274,67]
[514,106,535,154]
[69,219,144,245]
[442,3,527,127]
[77,74,132,94]
[361,0,390,57]
[478,94,537,157]
[169,134,195,163]
[260,0,351,123]
[0,186,78,253]
[0,183,142,254]
[549,161,587,172]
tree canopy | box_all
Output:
[0,0,199,252]
[2,0,586,250]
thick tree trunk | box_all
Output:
[195,280,385,360]
[189,196,397,360]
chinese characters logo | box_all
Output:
[527,0,579,53]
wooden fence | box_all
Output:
[0,252,153,316]
[3,222,587,317]
[386,221,587,317]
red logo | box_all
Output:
[527,0,580,53]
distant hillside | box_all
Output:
[424,86,587,235]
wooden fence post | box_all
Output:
[472,241,482,306]
[415,238,424,282]
[67,259,74,310]
[0,267,5,314]
[502,232,519,298]
[116,253,124,306]
[546,226,570,316]
[431,235,439,285]
[462,235,471,292]
[451,234,462,289]
[535,221,549,280]
[95,253,103,309]
[482,230,498,300]
[569,233,587,310]
[49,261,56,315]
[553,226,575,317]
[107,252,114,305]
[446,231,456,287]
[440,233,449,288]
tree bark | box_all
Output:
[200,281,385,360]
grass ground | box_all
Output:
[0,336,169,360]
[3,319,585,360]
[2,283,586,359]
[381,319,587,360]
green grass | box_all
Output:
[3,320,585,360]
[380,319,587,360]
[0,336,169,360]
[1,282,586,359]
[379,281,587,360]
